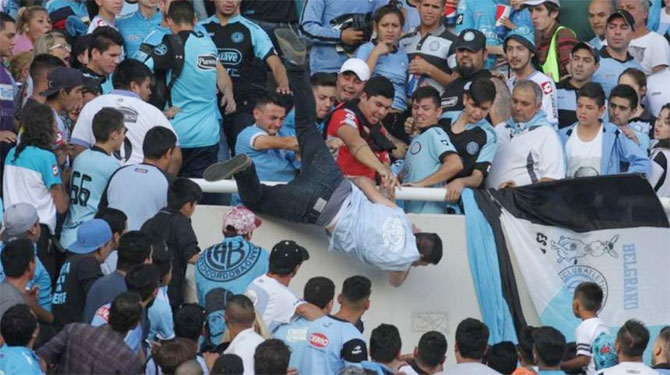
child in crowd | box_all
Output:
[147,239,175,343]
[487,341,519,375]
[87,0,123,33]
[513,326,538,375]
[0,304,42,375]
[534,326,567,375]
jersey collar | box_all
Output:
[599,47,635,63]
[90,145,109,155]
[418,124,442,134]
[110,89,141,99]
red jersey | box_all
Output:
[326,103,391,180]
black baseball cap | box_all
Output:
[40,67,85,96]
[270,240,310,274]
[572,42,600,63]
[454,29,486,52]
[607,9,636,31]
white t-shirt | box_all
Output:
[244,275,305,332]
[566,125,604,178]
[87,15,117,34]
[487,124,566,188]
[628,31,670,75]
[646,68,670,118]
[575,317,610,375]
[599,361,661,375]
[507,71,559,127]
[71,92,177,166]
[224,328,265,375]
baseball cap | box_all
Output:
[523,0,560,7]
[68,219,112,254]
[572,41,600,63]
[454,29,486,52]
[607,9,636,31]
[269,240,310,274]
[0,203,39,242]
[222,206,262,235]
[40,67,85,96]
[504,26,536,53]
[339,58,371,81]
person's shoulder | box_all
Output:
[116,11,136,26]
[237,15,266,33]
[556,25,577,39]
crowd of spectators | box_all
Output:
[1,0,670,374]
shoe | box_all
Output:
[203,154,252,182]
[274,27,307,67]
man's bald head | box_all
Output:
[589,0,615,37]
[225,295,255,326]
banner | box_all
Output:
[463,175,670,342]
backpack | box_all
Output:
[138,33,186,109]
[592,331,619,371]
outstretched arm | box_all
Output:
[351,176,396,209]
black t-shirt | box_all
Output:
[52,254,103,330]
[241,0,298,23]
[440,118,494,182]
[440,69,492,115]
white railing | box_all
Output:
[192,178,670,216]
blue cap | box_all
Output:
[504,26,536,53]
[68,219,112,254]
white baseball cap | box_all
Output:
[339,58,370,81]
[523,0,560,7]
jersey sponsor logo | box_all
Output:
[197,54,217,70]
[154,43,168,56]
[541,81,553,95]
[466,141,479,155]
[197,243,262,282]
[309,332,329,348]
[218,48,243,65]
[409,141,422,155]
[134,167,149,173]
[116,106,139,123]
[128,34,141,41]
[382,217,406,252]
[231,31,244,43]
[441,96,458,108]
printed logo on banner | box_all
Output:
[559,265,609,308]
[549,235,619,265]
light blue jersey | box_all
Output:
[274,317,312,371]
[101,163,169,230]
[45,0,89,23]
[456,0,501,69]
[330,184,420,271]
[132,26,170,71]
[627,118,652,152]
[403,126,457,213]
[195,236,269,306]
[299,315,368,375]
[277,108,326,137]
[235,124,299,182]
[91,302,143,353]
[147,286,175,341]
[117,10,162,58]
[354,42,409,111]
[61,147,120,249]
[592,48,643,97]
[0,242,52,311]
[0,346,43,375]
[169,31,220,148]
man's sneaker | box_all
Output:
[203,154,252,182]
[274,27,307,67]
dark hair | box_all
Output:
[574,282,604,312]
[455,318,490,360]
[254,92,287,111]
[95,207,128,235]
[88,26,124,60]
[363,75,395,100]
[0,304,36,346]
[518,326,537,364]
[155,338,198,375]
[29,53,66,81]
[466,77,497,106]
[486,341,518,374]
[620,67,647,90]
[168,0,195,25]
[117,231,152,272]
[92,107,125,142]
[168,178,203,210]
[416,232,442,265]
[532,2,560,21]
[417,331,447,367]
[658,326,670,365]
[70,34,91,69]
[533,326,566,367]
[304,276,335,309]
[143,127,177,160]
[610,84,638,110]
[14,103,55,161]
[656,104,670,150]
[0,12,14,31]
[373,4,405,27]
[109,291,143,333]
[211,354,244,375]
[341,275,372,305]
[310,72,337,88]
[370,324,402,363]
[254,339,291,375]
[577,82,606,108]
[412,86,441,109]
[113,59,153,90]
[616,319,650,358]
[174,303,206,341]
[125,264,161,302]
[1,239,35,277]
[225,295,255,326]
[151,238,173,281]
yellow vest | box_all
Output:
[541,25,574,83]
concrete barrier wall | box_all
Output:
[188,205,540,366]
